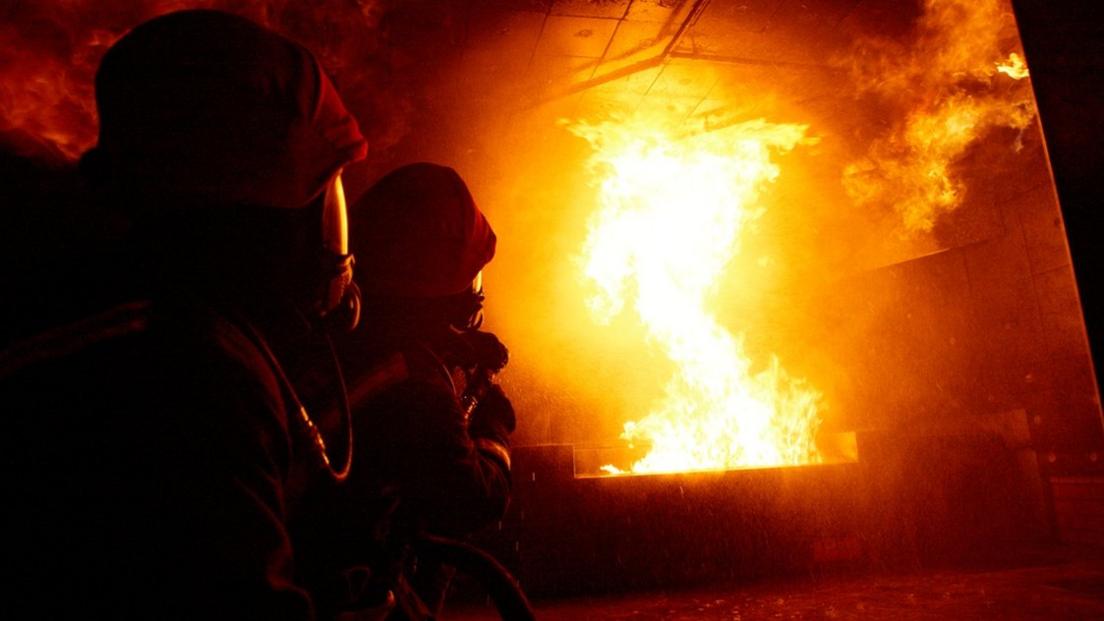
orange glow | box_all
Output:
[0,24,114,160]
[996,52,1030,80]
[568,115,822,474]
[0,2,399,162]
[843,0,1035,234]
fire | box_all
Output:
[568,115,822,474]
[996,52,1030,80]
[842,0,1035,234]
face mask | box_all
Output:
[317,174,360,331]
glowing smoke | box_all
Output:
[841,0,1035,234]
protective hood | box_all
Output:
[351,163,496,298]
[88,9,367,209]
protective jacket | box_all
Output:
[0,279,327,619]
[291,334,513,608]
[348,339,512,534]
[0,9,366,619]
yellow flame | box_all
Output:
[996,52,1029,80]
[844,92,1035,232]
[568,115,822,474]
[843,0,1035,234]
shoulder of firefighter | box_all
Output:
[344,330,515,533]
[349,333,515,462]
[0,293,319,618]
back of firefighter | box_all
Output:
[0,10,367,619]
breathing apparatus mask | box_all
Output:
[108,175,361,335]
[318,174,361,332]
[450,271,485,332]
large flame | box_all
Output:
[842,0,1035,234]
[569,116,822,474]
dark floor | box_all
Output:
[450,550,1104,620]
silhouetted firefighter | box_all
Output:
[0,10,368,619]
[291,163,527,620]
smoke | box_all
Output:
[840,0,1035,234]
[0,0,417,164]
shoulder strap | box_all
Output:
[0,300,152,378]
[226,314,354,483]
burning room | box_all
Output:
[1,0,1102,619]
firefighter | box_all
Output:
[292,163,516,618]
[0,10,366,619]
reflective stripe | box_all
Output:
[474,438,511,472]
[0,301,153,378]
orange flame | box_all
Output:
[568,115,822,474]
[996,52,1029,80]
[842,0,1035,234]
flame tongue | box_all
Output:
[842,0,1035,235]
[996,52,1030,80]
[570,117,822,474]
